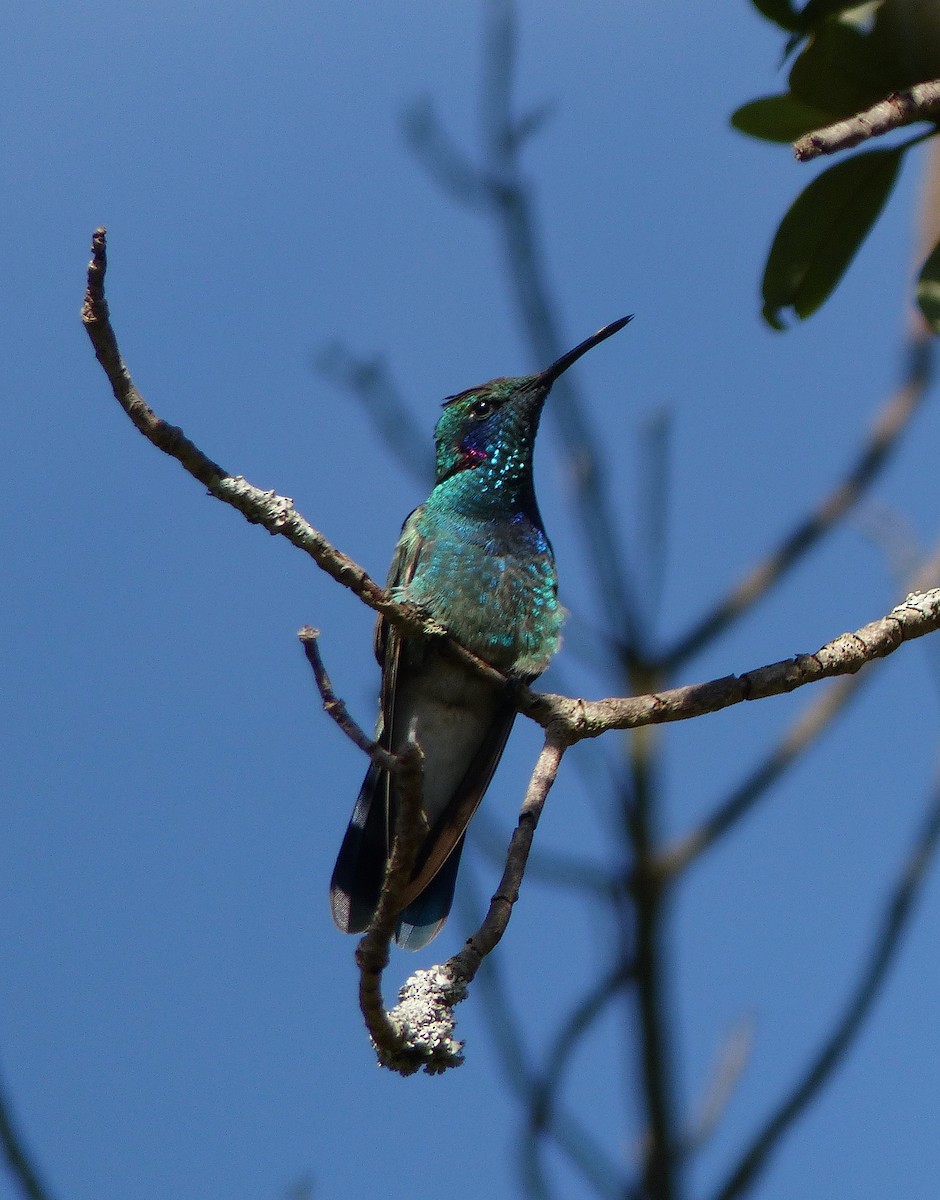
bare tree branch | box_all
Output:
[364,735,567,1075]
[451,734,567,971]
[794,81,940,161]
[538,587,940,738]
[0,1068,55,1200]
[298,629,457,1073]
[83,226,940,1089]
[353,736,437,1074]
[298,626,398,768]
[709,773,940,1200]
[682,1018,755,1155]
[81,229,435,636]
[659,329,933,672]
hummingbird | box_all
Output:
[330,316,631,949]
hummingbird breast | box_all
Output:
[400,503,563,678]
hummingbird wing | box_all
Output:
[393,696,516,950]
[328,515,423,937]
[330,508,517,949]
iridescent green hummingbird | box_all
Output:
[330,316,631,949]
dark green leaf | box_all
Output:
[762,147,902,327]
[732,94,837,142]
[792,7,902,115]
[751,0,801,32]
[874,0,940,91]
[916,239,940,332]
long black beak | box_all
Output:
[538,315,633,387]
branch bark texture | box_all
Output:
[794,81,940,161]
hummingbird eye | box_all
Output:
[470,398,493,419]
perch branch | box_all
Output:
[531,586,940,738]
[794,81,940,161]
[366,735,567,1076]
[298,631,569,1073]
[353,730,438,1073]
[83,227,940,1080]
[81,228,517,687]
[451,733,567,972]
[297,629,458,1074]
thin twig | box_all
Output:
[297,631,456,1073]
[709,774,940,1200]
[298,627,397,769]
[342,734,566,1074]
[81,228,514,692]
[81,229,434,641]
[450,733,567,976]
[659,330,933,672]
[794,81,940,161]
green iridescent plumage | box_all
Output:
[330,316,631,948]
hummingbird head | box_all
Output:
[432,316,633,500]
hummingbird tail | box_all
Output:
[394,836,466,950]
[329,758,464,950]
[329,762,387,934]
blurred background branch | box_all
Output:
[0,1068,54,1200]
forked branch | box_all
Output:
[83,227,940,1070]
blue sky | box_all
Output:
[3,4,939,1199]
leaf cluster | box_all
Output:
[735,0,940,327]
